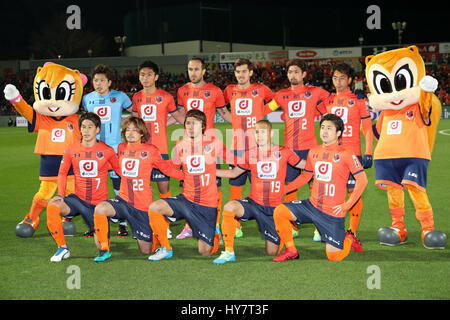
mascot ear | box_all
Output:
[365,55,374,65]
[408,45,419,54]
[80,73,88,86]
[43,61,55,66]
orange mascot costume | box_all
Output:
[365,45,446,249]
[3,62,87,237]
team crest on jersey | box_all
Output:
[203,144,213,154]
[406,110,414,120]
[347,99,355,107]
[251,89,259,97]
[273,151,282,160]
[67,122,74,132]
[110,97,117,103]
[333,153,340,163]
[96,151,104,160]
[204,90,211,99]
[156,96,163,104]
[140,151,148,159]
[304,91,312,99]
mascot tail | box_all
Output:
[419,91,441,155]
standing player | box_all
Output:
[316,63,373,244]
[267,59,330,202]
[224,58,275,236]
[82,64,133,236]
[273,114,368,262]
[132,60,185,201]
[212,120,306,264]
[46,112,120,262]
[174,57,232,240]
[92,117,183,262]
[147,110,234,261]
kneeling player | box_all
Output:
[147,109,233,261]
[47,112,120,262]
[273,114,368,262]
[213,120,306,264]
[93,117,183,262]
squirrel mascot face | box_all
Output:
[33,62,87,117]
[365,45,425,112]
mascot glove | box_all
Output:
[362,154,373,169]
[419,75,438,93]
[4,84,21,102]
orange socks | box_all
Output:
[229,185,243,201]
[216,191,222,226]
[326,237,352,261]
[46,203,66,247]
[27,197,48,223]
[148,210,171,251]
[94,213,110,251]
[221,210,237,253]
[273,205,296,252]
[159,191,171,198]
[348,195,363,235]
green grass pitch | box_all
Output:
[0,121,449,300]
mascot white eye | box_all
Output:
[373,71,392,94]
[36,80,51,100]
[394,64,413,91]
[55,81,75,101]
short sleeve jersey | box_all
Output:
[117,142,164,211]
[238,145,301,207]
[224,83,275,151]
[270,85,329,151]
[317,89,370,156]
[132,89,177,154]
[82,89,132,150]
[177,82,226,131]
[29,112,81,155]
[59,141,119,205]
[305,142,365,217]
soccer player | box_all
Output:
[46,112,120,262]
[267,59,330,202]
[132,60,185,201]
[82,64,133,236]
[92,117,183,262]
[273,113,368,262]
[147,109,234,261]
[212,120,306,264]
[174,57,232,240]
[316,63,373,243]
[224,58,275,236]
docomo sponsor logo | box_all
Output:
[387,120,402,135]
[331,106,348,124]
[235,98,252,115]
[315,161,332,182]
[141,104,157,121]
[122,158,140,177]
[94,106,111,122]
[51,128,66,142]
[256,161,277,179]
[187,98,204,111]
[186,155,205,173]
[288,100,306,118]
[79,160,98,177]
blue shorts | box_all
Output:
[106,196,153,242]
[152,154,170,182]
[64,194,95,231]
[237,197,280,245]
[229,150,250,186]
[164,194,217,246]
[347,155,363,190]
[284,199,346,249]
[374,157,429,190]
[286,149,310,183]
[40,155,74,178]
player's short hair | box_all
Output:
[320,113,345,139]
[332,62,354,80]
[255,119,272,130]
[91,64,113,81]
[184,109,207,134]
[286,59,307,73]
[138,60,159,75]
[234,58,253,71]
[79,112,101,129]
[122,116,150,143]
[188,57,206,70]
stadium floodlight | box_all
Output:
[114,36,127,56]
[392,21,407,46]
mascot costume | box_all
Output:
[4,62,87,237]
[365,45,446,249]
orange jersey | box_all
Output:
[269,85,329,150]
[374,104,431,160]
[58,141,119,205]
[177,82,226,131]
[172,136,231,208]
[297,142,365,217]
[29,112,81,155]
[224,83,275,151]
[132,89,177,154]
[317,90,371,156]
[117,142,182,211]
[238,145,301,207]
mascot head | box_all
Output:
[33,62,87,117]
[365,45,425,112]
